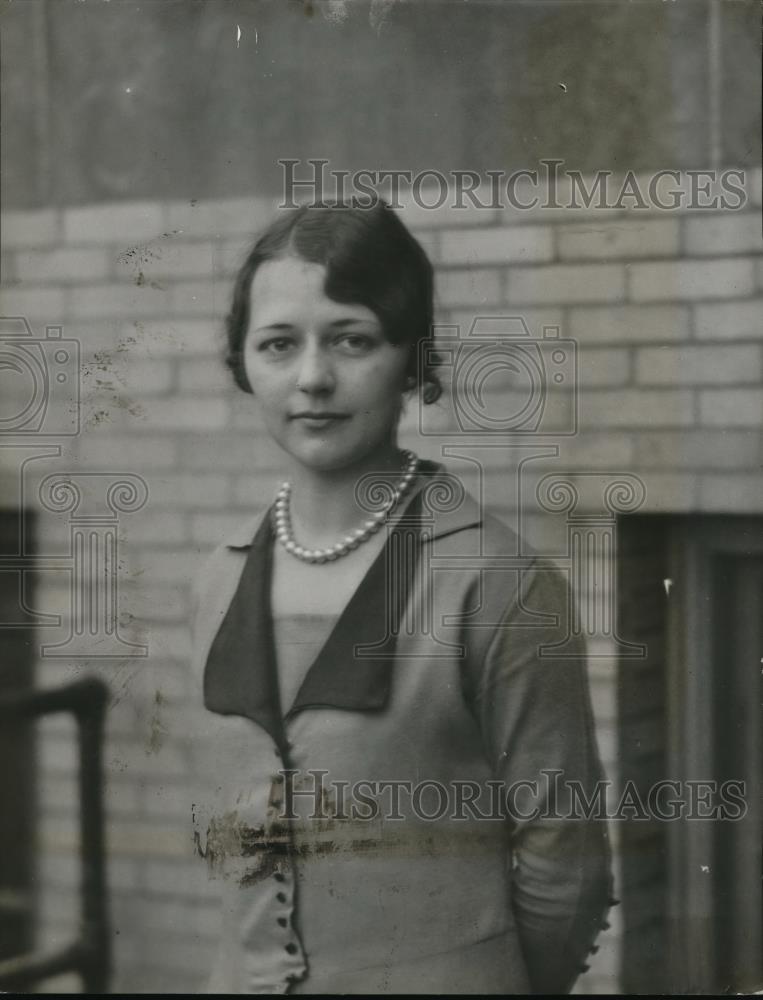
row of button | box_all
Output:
[273,871,299,956]
[577,894,620,973]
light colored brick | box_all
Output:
[579,347,631,387]
[63,201,164,245]
[746,166,762,208]
[1,208,60,247]
[440,225,553,265]
[177,356,231,393]
[190,511,255,546]
[233,473,288,508]
[693,299,763,340]
[56,318,123,355]
[146,473,228,508]
[75,434,177,469]
[632,430,761,470]
[619,170,736,216]
[444,307,564,339]
[230,397,273,431]
[131,896,221,939]
[508,264,626,305]
[125,574,190,619]
[0,254,14,283]
[497,171,630,223]
[699,388,763,426]
[16,247,110,284]
[141,782,196,822]
[570,305,689,344]
[437,268,502,307]
[119,356,175,395]
[640,472,699,511]
[629,258,755,301]
[139,623,192,664]
[0,284,65,320]
[133,396,228,431]
[582,389,694,428]
[558,433,636,468]
[168,280,225,317]
[118,319,224,359]
[115,240,218,282]
[684,212,763,256]
[129,548,204,587]
[409,228,440,265]
[81,355,174,396]
[143,858,220,902]
[115,736,190,779]
[699,474,763,512]
[68,391,145,433]
[395,182,499,229]
[40,737,78,775]
[38,775,78,813]
[558,219,680,261]
[178,433,281,472]
[635,345,761,385]
[117,660,192,705]
[588,673,617,725]
[164,195,276,239]
[68,282,170,319]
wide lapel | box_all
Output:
[286,488,424,718]
[201,459,485,735]
[203,510,285,747]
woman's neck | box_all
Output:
[286,442,409,548]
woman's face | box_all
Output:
[243,256,411,472]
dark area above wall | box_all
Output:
[1,0,760,209]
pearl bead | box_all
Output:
[274,453,419,563]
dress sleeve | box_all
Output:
[473,559,614,994]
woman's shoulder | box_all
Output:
[417,460,539,561]
[191,508,269,620]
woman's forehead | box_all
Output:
[249,256,380,328]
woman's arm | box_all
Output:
[473,560,614,994]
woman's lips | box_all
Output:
[290,413,350,430]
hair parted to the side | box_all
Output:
[224,197,442,404]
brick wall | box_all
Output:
[0,169,761,992]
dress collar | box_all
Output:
[202,460,482,744]
[220,459,482,552]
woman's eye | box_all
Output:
[336,333,375,353]
[260,337,294,355]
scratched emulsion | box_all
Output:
[199,808,511,890]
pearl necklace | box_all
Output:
[273,451,419,563]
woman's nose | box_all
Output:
[295,344,335,394]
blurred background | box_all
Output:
[0,0,761,993]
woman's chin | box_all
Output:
[280,438,390,475]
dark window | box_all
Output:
[618,515,763,994]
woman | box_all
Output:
[191,198,613,994]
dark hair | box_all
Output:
[224,198,441,403]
